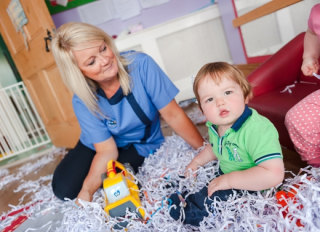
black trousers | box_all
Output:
[52,141,145,200]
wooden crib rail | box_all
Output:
[232,0,302,28]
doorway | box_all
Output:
[0,34,21,88]
[0,34,51,165]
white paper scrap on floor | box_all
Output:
[1,135,320,232]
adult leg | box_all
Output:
[52,142,145,200]
[285,90,320,166]
[52,141,95,200]
[117,144,145,173]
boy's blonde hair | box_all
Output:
[193,62,252,111]
[51,22,131,116]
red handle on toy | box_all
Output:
[107,160,127,178]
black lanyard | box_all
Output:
[126,92,152,144]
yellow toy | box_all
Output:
[102,160,145,221]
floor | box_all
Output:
[0,149,64,214]
[0,102,308,216]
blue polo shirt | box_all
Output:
[72,51,179,157]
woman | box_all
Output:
[51,22,204,202]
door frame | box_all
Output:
[0,34,22,83]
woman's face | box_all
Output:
[72,40,119,83]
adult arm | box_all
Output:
[137,53,204,149]
[159,99,204,149]
[77,137,118,202]
[207,158,284,196]
[301,28,320,76]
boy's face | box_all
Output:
[198,75,248,132]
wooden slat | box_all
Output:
[232,0,302,28]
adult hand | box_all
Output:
[75,137,118,206]
[77,189,93,203]
[301,57,319,76]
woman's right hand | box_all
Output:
[77,188,93,203]
[301,57,319,76]
[76,137,118,205]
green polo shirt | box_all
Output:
[207,106,282,174]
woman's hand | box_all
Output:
[77,137,118,203]
[77,188,93,203]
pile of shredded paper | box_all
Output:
[1,135,320,232]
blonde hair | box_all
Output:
[51,22,131,116]
[193,62,252,111]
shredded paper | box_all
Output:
[1,136,320,231]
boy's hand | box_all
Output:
[184,160,200,177]
[301,57,319,76]
[207,175,231,196]
[185,144,216,177]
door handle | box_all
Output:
[44,29,52,52]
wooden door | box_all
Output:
[0,0,80,148]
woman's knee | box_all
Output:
[52,180,78,201]
[52,169,81,200]
[51,141,95,200]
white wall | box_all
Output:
[234,0,319,57]
[115,1,320,102]
[115,5,232,102]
